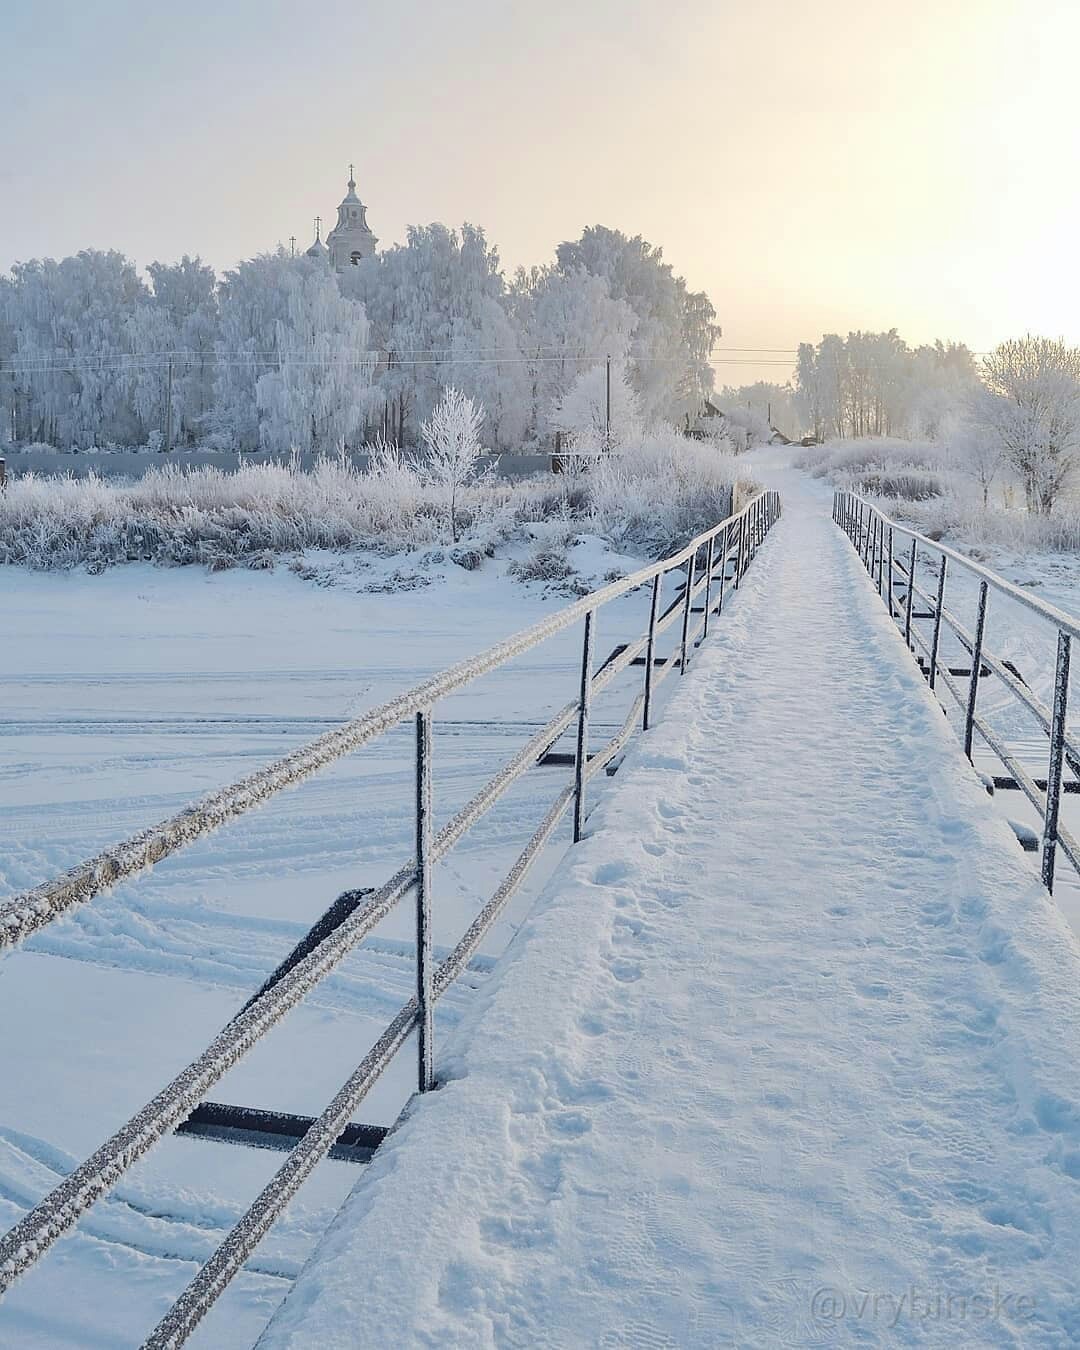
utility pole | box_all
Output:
[605,354,612,453]
[164,359,173,453]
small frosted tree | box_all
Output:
[977,337,1080,514]
[420,386,486,542]
[549,364,642,467]
[946,414,1006,508]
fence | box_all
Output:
[0,490,781,1346]
[833,490,1080,895]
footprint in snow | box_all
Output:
[592,859,634,887]
[610,959,644,984]
[550,1110,592,1137]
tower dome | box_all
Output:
[305,217,329,262]
[326,165,378,272]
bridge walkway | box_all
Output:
[261,473,1080,1348]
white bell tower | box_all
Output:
[326,165,378,272]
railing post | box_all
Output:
[1042,630,1072,893]
[963,580,988,761]
[886,526,894,610]
[573,610,595,843]
[717,522,730,614]
[702,535,715,640]
[904,538,917,648]
[863,509,874,569]
[643,574,661,731]
[415,708,434,1092]
[734,514,745,590]
[929,556,947,691]
[880,521,891,602]
[680,548,696,674]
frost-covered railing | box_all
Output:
[834,490,1080,894]
[0,489,782,1347]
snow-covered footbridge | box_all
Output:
[5,462,1080,1347]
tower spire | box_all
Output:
[314,215,322,242]
[348,162,355,191]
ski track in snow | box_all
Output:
[261,458,1080,1349]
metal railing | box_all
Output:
[0,488,781,1347]
[834,490,1080,894]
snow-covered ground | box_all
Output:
[261,453,1080,1348]
[0,536,666,1346]
[6,451,1080,1346]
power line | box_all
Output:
[3,352,799,376]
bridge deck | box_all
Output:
[262,474,1080,1347]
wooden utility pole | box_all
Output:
[605,354,612,453]
[164,359,173,452]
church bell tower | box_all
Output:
[325,165,378,272]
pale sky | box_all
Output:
[5,0,1078,385]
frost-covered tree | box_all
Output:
[3,250,149,447]
[714,403,771,454]
[554,227,719,427]
[550,363,642,460]
[140,256,218,446]
[0,275,17,443]
[795,330,976,441]
[716,380,802,441]
[255,261,375,454]
[509,263,635,446]
[977,336,1080,513]
[418,386,486,541]
[346,224,527,450]
[212,249,302,451]
[945,414,1007,507]
[213,251,374,454]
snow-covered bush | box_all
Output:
[802,432,1080,556]
[589,431,745,556]
[713,404,770,454]
[874,494,1080,554]
[795,438,949,499]
[0,431,753,572]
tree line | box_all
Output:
[795,329,1080,514]
[0,225,719,455]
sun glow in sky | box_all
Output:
[5,0,1080,383]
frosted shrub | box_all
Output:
[882,495,1080,554]
[803,435,1080,555]
[0,433,755,572]
[795,438,948,483]
[589,431,748,556]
